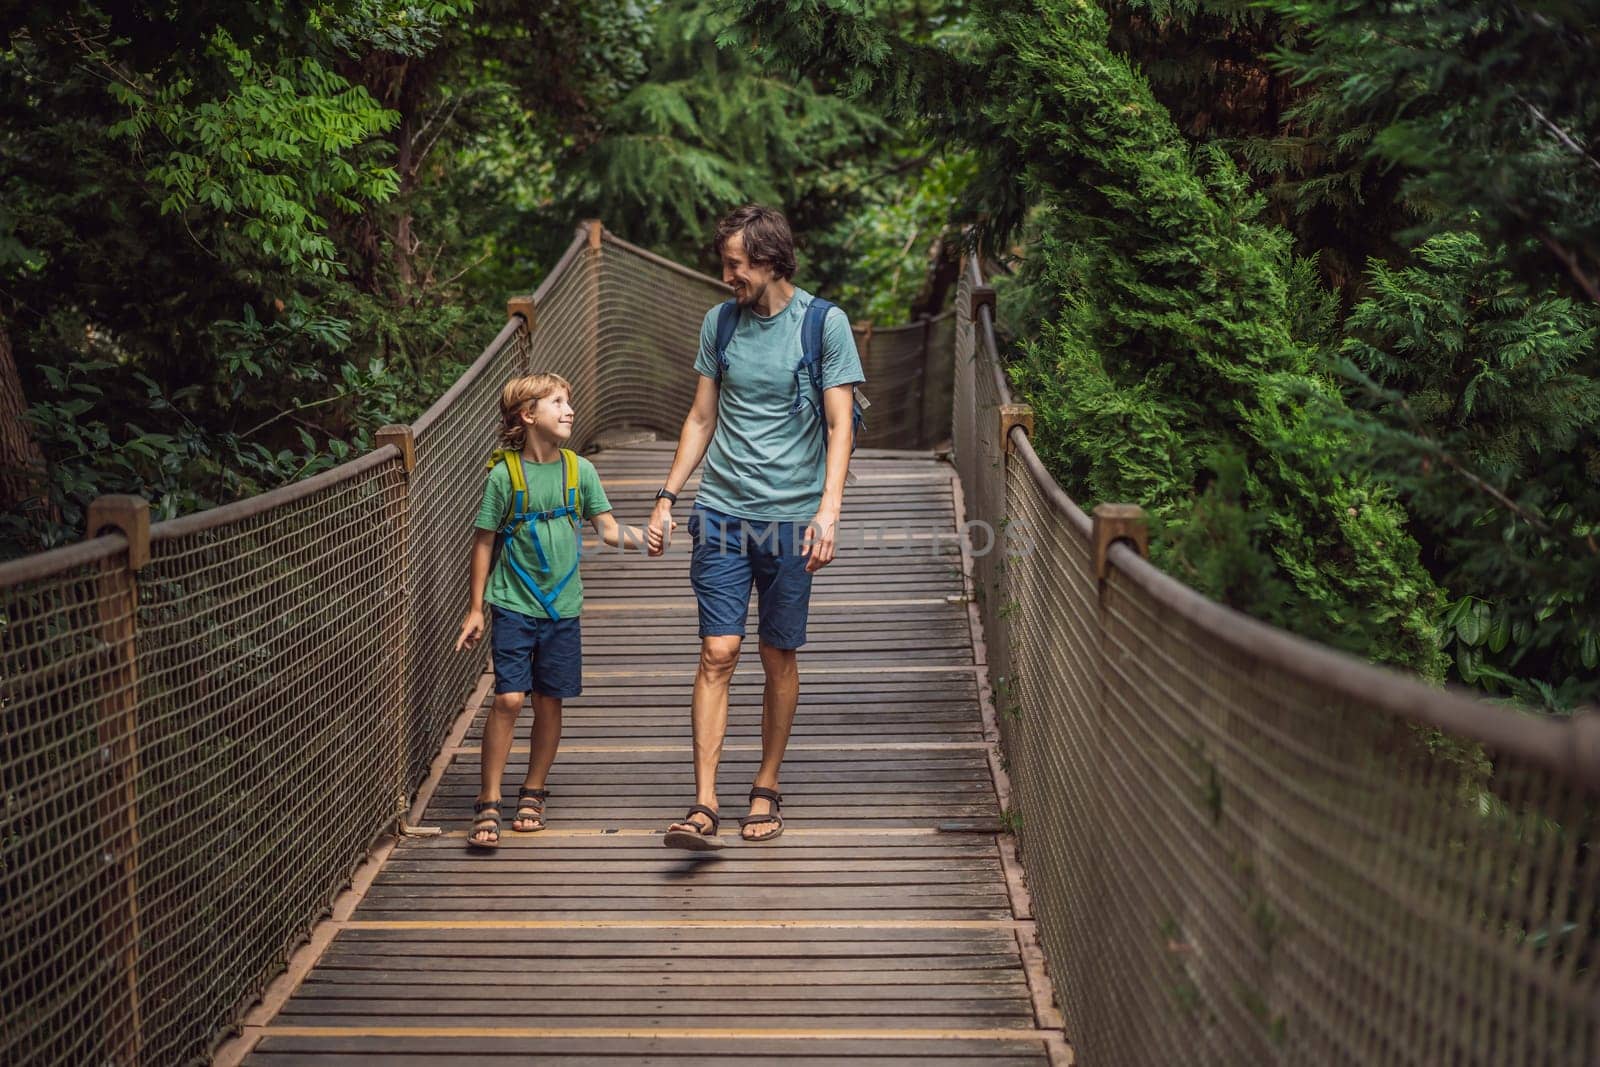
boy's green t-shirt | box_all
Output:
[692,288,866,522]
[474,453,611,620]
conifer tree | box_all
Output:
[1335,232,1600,707]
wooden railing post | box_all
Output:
[376,426,416,829]
[970,284,996,322]
[85,494,149,1066]
[1091,503,1149,586]
[999,403,1034,455]
[582,219,604,421]
[507,295,538,373]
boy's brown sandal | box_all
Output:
[513,787,549,832]
[467,800,501,851]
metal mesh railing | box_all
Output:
[2,539,144,1067]
[855,313,955,450]
[1,449,406,1065]
[1,222,957,1065]
[951,255,1600,1065]
[594,231,725,439]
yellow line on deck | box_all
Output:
[342,919,1032,930]
[427,826,991,838]
[451,748,992,755]
[262,1025,1051,1042]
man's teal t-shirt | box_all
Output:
[692,288,866,522]
[474,454,611,620]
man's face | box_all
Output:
[721,231,775,308]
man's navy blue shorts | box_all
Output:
[689,505,814,649]
[489,604,582,697]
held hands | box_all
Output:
[455,609,485,652]
[802,507,839,573]
[646,498,678,557]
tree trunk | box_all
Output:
[0,320,55,520]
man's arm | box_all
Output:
[803,383,856,573]
[647,375,719,556]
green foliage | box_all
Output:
[823,151,976,325]
[1092,1,1424,299]
[1332,232,1600,707]
[4,299,408,550]
[1270,0,1600,305]
[552,1,966,322]
[559,3,885,276]
[104,29,400,277]
[0,0,648,559]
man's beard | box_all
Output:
[734,279,766,308]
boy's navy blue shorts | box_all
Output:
[489,604,582,697]
[688,505,813,650]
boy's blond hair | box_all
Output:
[497,372,573,451]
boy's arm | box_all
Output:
[590,510,647,551]
[455,529,496,651]
[648,375,718,556]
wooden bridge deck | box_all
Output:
[239,444,1065,1065]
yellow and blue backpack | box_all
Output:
[485,448,583,620]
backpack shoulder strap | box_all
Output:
[560,448,581,517]
[486,450,527,531]
[713,299,740,383]
[799,298,835,390]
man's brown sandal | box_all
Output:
[663,804,725,851]
[740,786,784,842]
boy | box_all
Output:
[454,372,652,850]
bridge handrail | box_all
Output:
[955,255,1600,1064]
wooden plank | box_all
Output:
[309,955,1027,975]
[300,968,1027,988]
[266,1015,1039,1031]
[279,996,1032,1016]
[247,1033,1049,1061]
[298,980,1027,999]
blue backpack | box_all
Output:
[712,296,868,452]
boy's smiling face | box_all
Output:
[521,388,574,445]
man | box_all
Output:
[646,204,865,849]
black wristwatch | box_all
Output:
[655,488,678,504]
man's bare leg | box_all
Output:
[512,693,562,831]
[667,635,743,836]
[744,642,798,839]
[474,691,523,846]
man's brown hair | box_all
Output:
[714,204,796,280]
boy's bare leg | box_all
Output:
[475,691,523,845]
[514,694,563,831]
[744,642,798,839]
[667,635,742,835]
